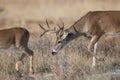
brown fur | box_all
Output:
[0,27,33,73]
[53,11,120,66]
[68,11,120,62]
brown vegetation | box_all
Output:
[0,0,120,80]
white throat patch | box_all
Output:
[62,31,68,39]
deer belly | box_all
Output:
[104,32,120,37]
[0,39,13,48]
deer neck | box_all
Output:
[65,26,83,40]
[68,19,85,34]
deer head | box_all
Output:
[51,21,65,54]
[52,21,75,55]
[39,20,73,55]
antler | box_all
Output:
[39,19,55,37]
[45,19,50,28]
[57,19,64,30]
[39,19,65,37]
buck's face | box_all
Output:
[52,29,72,55]
[39,19,73,55]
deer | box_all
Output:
[40,11,120,67]
[0,27,34,73]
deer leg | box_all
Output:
[92,42,98,67]
[29,55,33,73]
[15,47,34,73]
[15,61,21,71]
[15,33,23,71]
[88,35,101,67]
[15,53,26,71]
[23,48,34,73]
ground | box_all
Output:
[0,0,120,80]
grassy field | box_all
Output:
[0,0,120,80]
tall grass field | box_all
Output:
[0,0,120,80]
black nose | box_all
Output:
[52,51,57,55]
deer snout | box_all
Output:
[52,49,58,55]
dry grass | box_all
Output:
[0,30,120,80]
[0,0,120,80]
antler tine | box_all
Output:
[39,24,46,31]
[60,19,64,29]
[39,24,48,37]
[57,19,65,30]
[40,32,44,37]
[39,20,56,37]
[40,31,46,37]
[62,22,64,29]
[46,19,50,28]
[57,24,61,29]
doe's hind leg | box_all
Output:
[24,48,34,73]
[15,53,26,71]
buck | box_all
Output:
[40,11,120,67]
[0,27,33,73]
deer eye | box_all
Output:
[57,41,61,44]
[60,35,63,38]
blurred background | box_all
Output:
[0,0,120,23]
[0,0,120,80]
